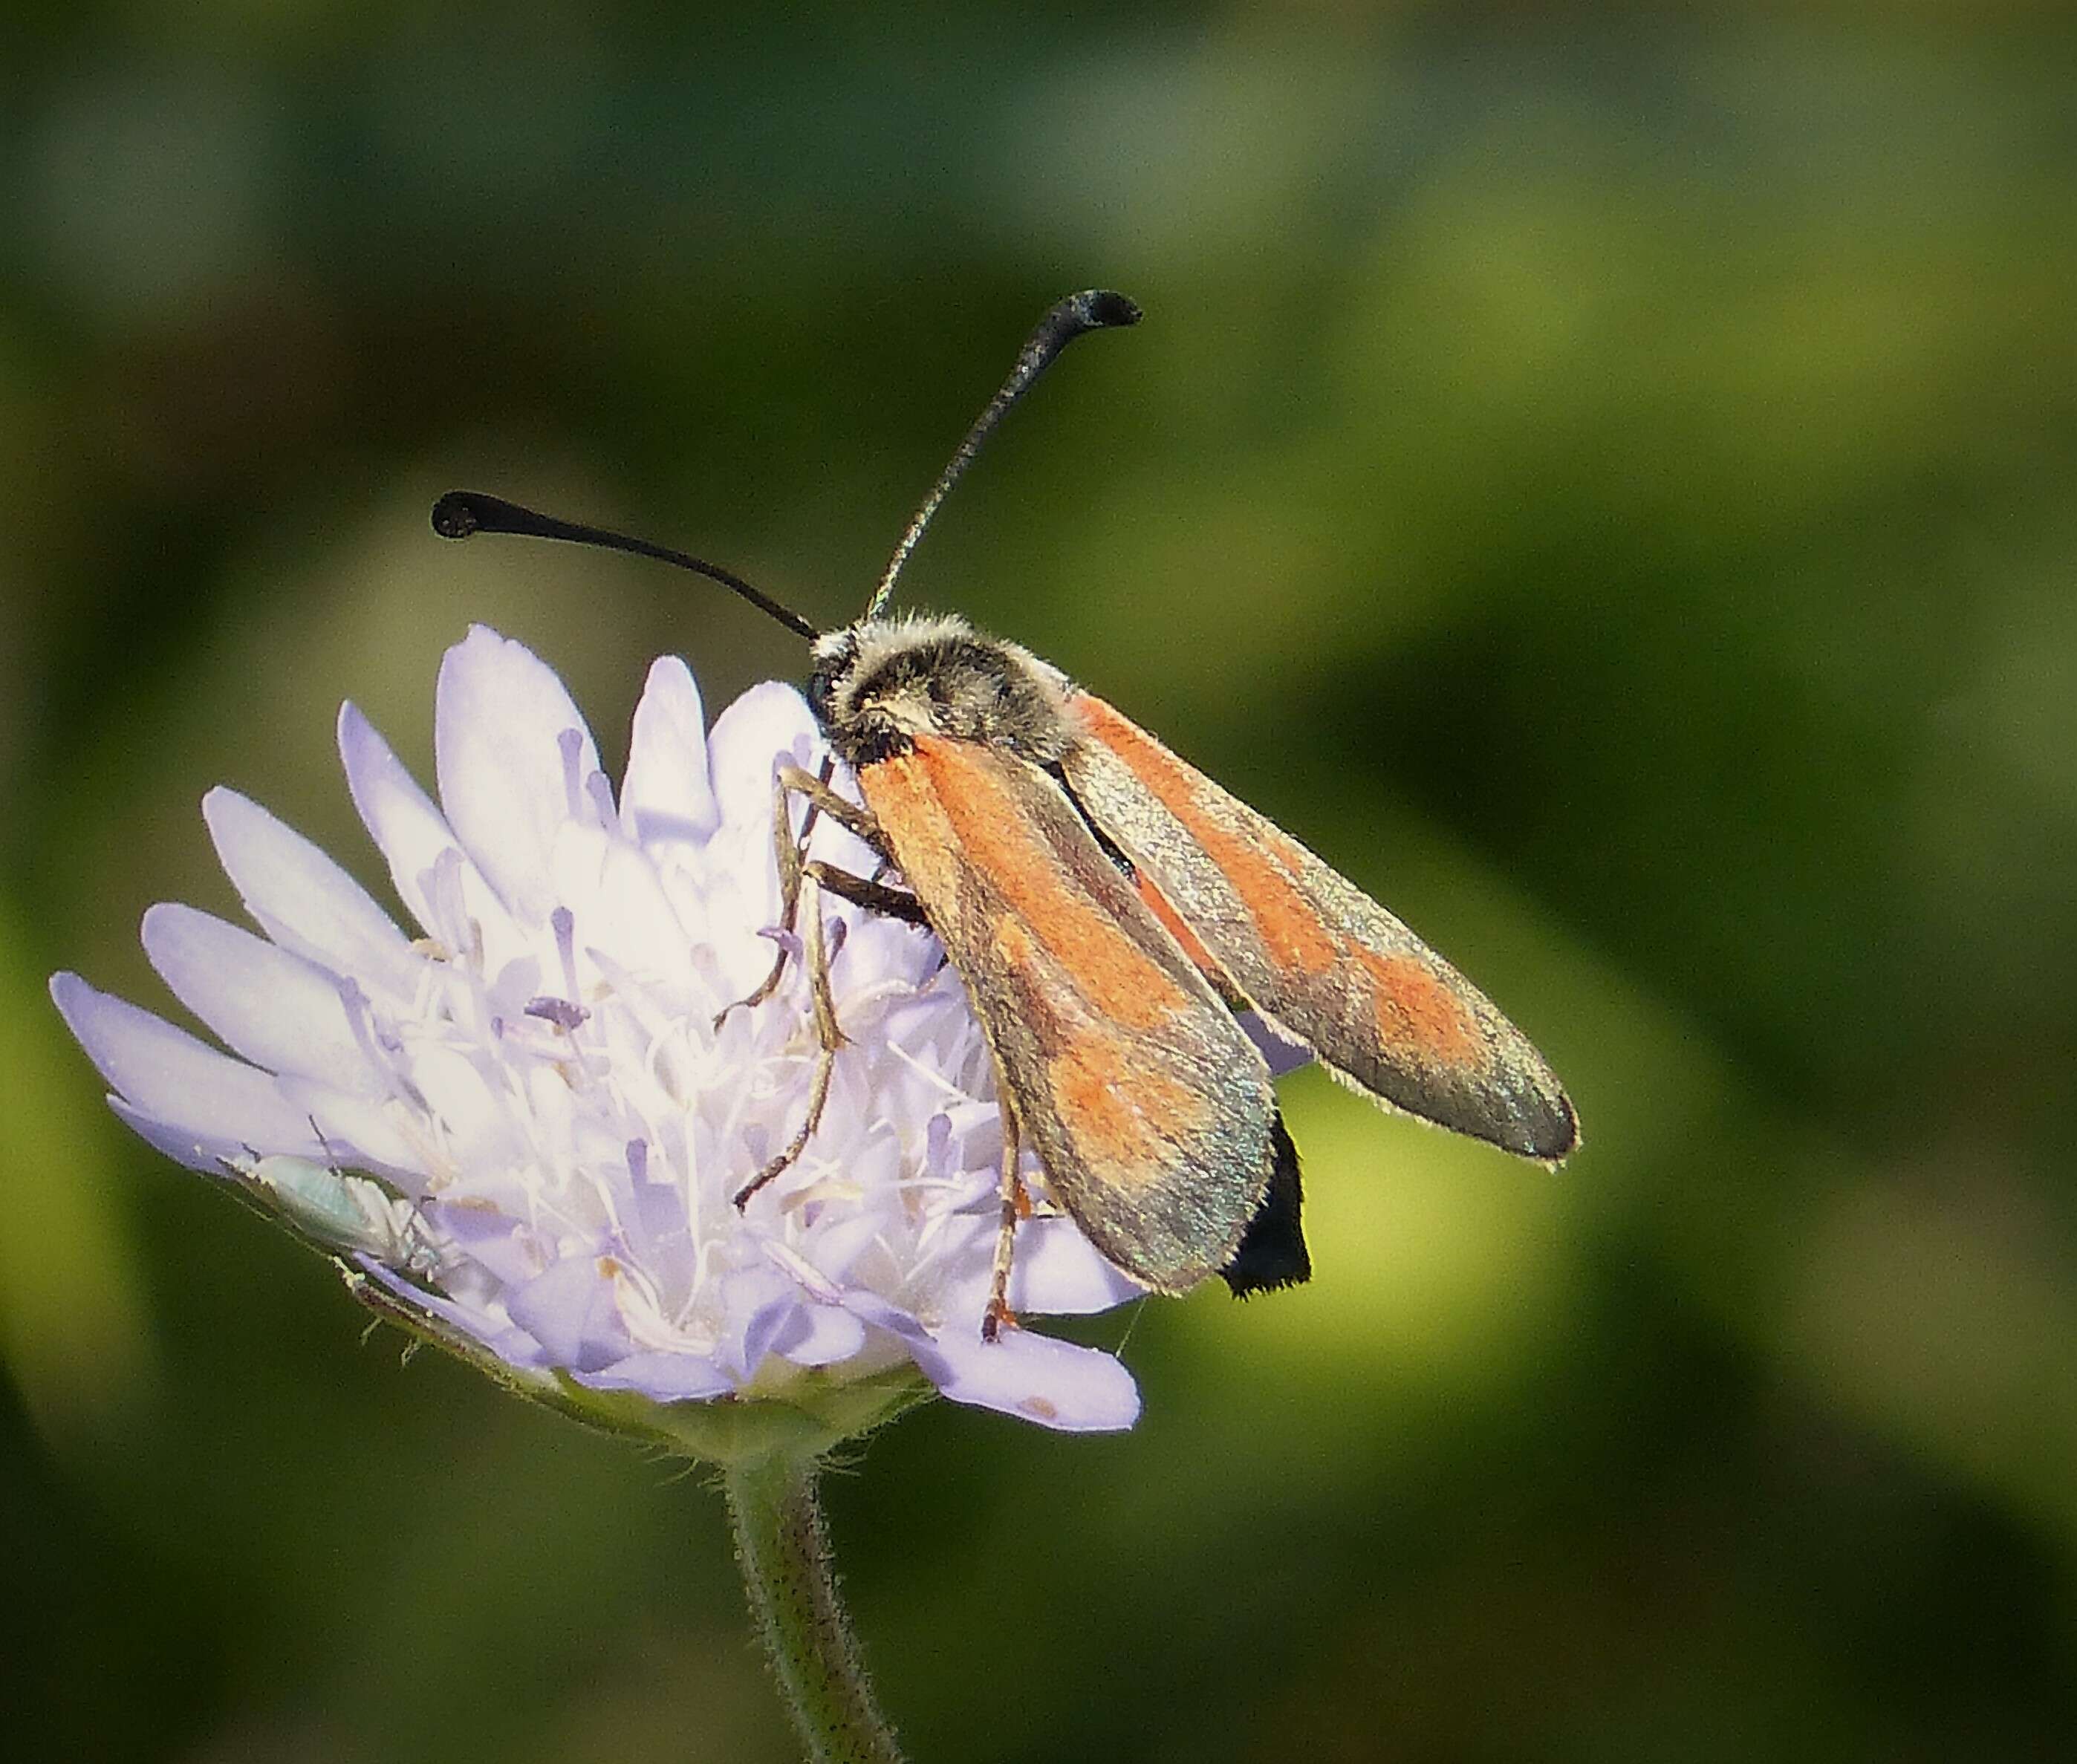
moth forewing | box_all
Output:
[1059,692,1579,1165]
[848,729,1281,1294]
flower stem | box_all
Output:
[724,1454,906,1764]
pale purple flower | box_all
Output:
[53,626,1144,1437]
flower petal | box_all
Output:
[397,1042,522,1171]
[620,656,719,850]
[270,1074,428,1181]
[775,1304,868,1367]
[704,681,819,830]
[202,789,423,1002]
[435,625,601,921]
[52,973,325,1156]
[1241,1010,1313,1078]
[1009,1217,1147,1316]
[574,1351,735,1401]
[337,701,446,936]
[504,1252,631,1371]
[844,1292,1140,1432]
[140,904,385,1097]
[337,702,526,964]
[360,1263,552,1370]
[923,1325,1141,1432]
[718,1266,799,1379]
[108,1096,256,1173]
[550,824,698,1000]
[426,1198,537,1286]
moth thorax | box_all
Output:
[808,615,1075,767]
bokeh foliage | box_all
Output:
[7,5,2076,1760]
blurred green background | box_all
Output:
[7,4,2076,1760]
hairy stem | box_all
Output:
[724,1454,906,1764]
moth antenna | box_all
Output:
[430,489,822,641]
[865,288,1141,620]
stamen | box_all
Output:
[924,1113,953,1179]
[610,1258,713,1354]
[558,729,587,820]
[407,952,452,1033]
[578,947,708,1107]
[760,1238,842,1305]
[759,925,805,966]
[886,1040,972,1101]
[337,978,417,1110]
[550,907,581,1002]
[525,996,590,1032]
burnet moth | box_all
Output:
[432,290,1579,1338]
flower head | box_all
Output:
[53,626,1143,1447]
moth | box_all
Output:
[434,290,1578,1337]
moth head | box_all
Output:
[806,628,859,728]
[807,614,1073,767]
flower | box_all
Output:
[52,625,1145,1445]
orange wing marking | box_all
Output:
[857,751,963,902]
[1134,872,1223,980]
[1355,948,1478,1063]
[908,737,1186,1032]
[1074,697,1339,976]
[1047,1029,1203,1185]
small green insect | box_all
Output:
[219,1147,443,1280]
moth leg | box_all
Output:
[802,859,929,928]
[981,1105,1030,1342]
[714,762,824,1027]
[718,760,892,1026]
[774,762,891,855]
[732,873,846,1209]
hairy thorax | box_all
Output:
[807,614,1078,769]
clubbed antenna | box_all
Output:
[430,489,822,641]
[865,289,1141,620]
